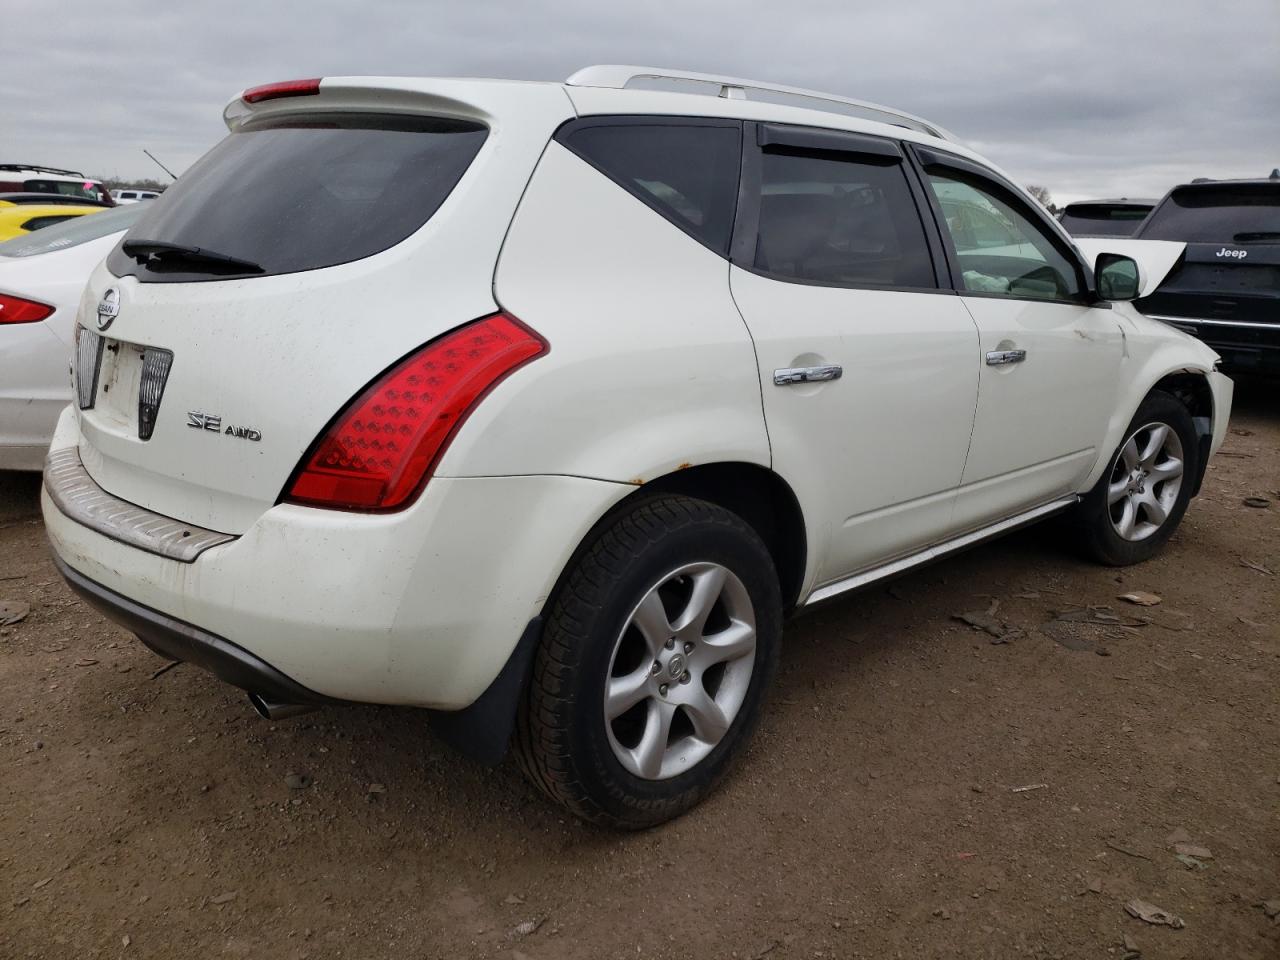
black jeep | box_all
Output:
[1136,174,1280,375]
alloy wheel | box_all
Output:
[1107,421,1184,542]
[603,562,756,780]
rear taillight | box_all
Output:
[242,78,322,104]
[0,293,54,324]
[284,313,547,512]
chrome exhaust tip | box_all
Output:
[247,691,317,721]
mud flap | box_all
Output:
[428,616,543,765]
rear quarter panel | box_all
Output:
[458,141,770,482]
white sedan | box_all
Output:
[0,204,143,470]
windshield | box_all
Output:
[108,112,488,282]
[1140,185,1280,242]
[1059,205,1150,237]
[0,203,144,257]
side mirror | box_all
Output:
[1094,253,1141,301]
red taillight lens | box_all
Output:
[0,293,54,324]
[242,78,322,104]
[284,313,547,512]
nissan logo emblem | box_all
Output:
[96,288,120,331]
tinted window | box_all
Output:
[1060,205,1150,237]
[0,203,143,258]
[1139,185,1280,242]
[928,173,1081,301]
[21,214,79,232]
[560,122,741,256]
[109,113,487,282]
[752,149,935,288]
[24,179,99,201]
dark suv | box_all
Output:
[1136,176,1280,374]
[1059,198,1155,237]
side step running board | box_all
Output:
[804,496,1078,606]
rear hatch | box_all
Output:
[71,77,571,534]
[1058,202,1152,237]
[1137,182,1280,325]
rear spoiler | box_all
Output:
[1072,237,1186,298]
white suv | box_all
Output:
[111,189,161,203]
[42,68,1232,827]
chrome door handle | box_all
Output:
[774,364,843,386]
[985,349,1027,366]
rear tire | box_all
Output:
[1073,390,1199,566]
[515,494,782,829]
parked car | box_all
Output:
[0,165,114,205]
[1135,176,1280,375]
[1059,198,1156,238]
[41,68,1232,828]
[111,189,162,204]
[0,193,112,242]
[0,203,146,470]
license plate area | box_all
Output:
[75,328,173,441]
[96,337,146,430]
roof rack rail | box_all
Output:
[566,65,955,142]
[0,163,87,177]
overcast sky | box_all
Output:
[4,0,1277,204]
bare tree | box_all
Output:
[1026,184,1058,214]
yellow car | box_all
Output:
[0,194,110,242]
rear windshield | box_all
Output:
[0,203,143,257]
[1059,205,1149,237]
[1139,185,1280,242]
[108,113,488,282]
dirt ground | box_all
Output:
[2,382,1277,960]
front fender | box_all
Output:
[1080,307,1230,490]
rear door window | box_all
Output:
[108,113,488,282]
[1139,184,1280,242]
[556,119,742,256]
[749,145,936,289]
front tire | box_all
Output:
[515,494,782,829]
[1073,390,1199,566]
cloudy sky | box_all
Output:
[5,0,1277,204]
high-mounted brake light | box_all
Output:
[284,313,547,512]
[0,293,54,324]
[242,78,322,104]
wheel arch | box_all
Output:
[1084,356,1217,493]
[1149,369,1215,496]
[621,462,808,612]
[428,460,808,765]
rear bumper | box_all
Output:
[1148,315,1280,374]
[42,409,629,708]
[53,554,332,705]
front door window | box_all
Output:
[928,173,1081,302]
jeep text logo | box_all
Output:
[1214,247,1248,259]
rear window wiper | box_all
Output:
[122,239,264,274]
[1233,231,1280,242]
